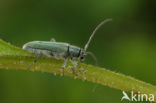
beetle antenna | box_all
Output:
[84,18,112,51]
[87,51,98,66]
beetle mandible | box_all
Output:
[23,18,112,76]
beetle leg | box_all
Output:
[28,55,40,70]
[61,58,68,76]
[70,58,78,75]
[50,38,56,42]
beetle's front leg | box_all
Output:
[70,58,78,75]
[61,58,68,76]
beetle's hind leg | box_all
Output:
[28,55,40,70]
[50,38,56,42]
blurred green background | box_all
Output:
[0,0,156,103]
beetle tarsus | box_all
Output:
[61,67,64,76]
[71,67,78,76]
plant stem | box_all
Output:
[0,39,156,102]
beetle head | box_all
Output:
[79,50,86,62]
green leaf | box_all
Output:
[0,39,156,102]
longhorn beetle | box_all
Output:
[23,18,112,76]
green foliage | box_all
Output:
[0,39,156,102]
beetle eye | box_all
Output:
[80,57,84,60]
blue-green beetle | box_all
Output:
[23,19,112,76]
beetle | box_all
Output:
[22,18,112,76]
